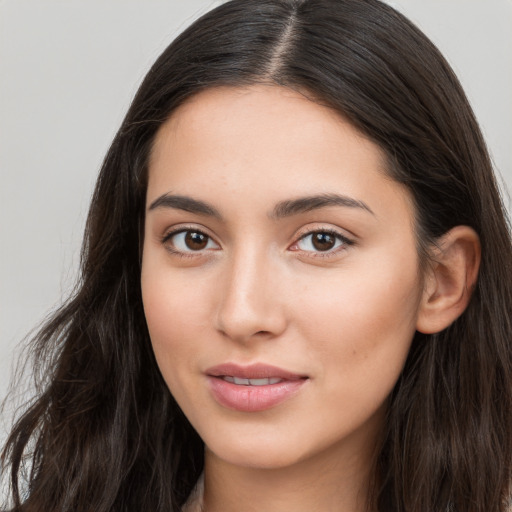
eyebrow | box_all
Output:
[148,192,374,219]
[148,194,222,219]
[270,193,374,219]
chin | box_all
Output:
[206,440,309,470]
[198,422,310,469]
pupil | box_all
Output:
[312,232,335,251]
[185,231,208,250]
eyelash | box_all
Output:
[161,225,218,259]
[161,226,354,259]
[291,229,354,258]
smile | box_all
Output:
[206,363,308,412]
[221,376,283,386]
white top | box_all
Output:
[181,474,204,512]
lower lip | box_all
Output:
[208,377,307,412]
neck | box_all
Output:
[202,436,378,512]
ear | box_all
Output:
[416,225,481,334]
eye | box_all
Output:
[163,229,219,253]
[292,230,353,254]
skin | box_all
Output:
[141,85,428,512]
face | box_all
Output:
[141,85,424,471]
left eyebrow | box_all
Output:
[270,193,374,219]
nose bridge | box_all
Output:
[215,241,286,342]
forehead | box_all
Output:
[147,85,413,225]
[150,85,382,168]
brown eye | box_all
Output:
[311,232,336,251]
[185,231,208,250]
[295,230,350,254]
[164,229,219,253]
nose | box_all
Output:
[214,247,288,344]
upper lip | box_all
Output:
[206,363,307,381]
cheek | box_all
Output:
[293,251,422,386]
[141,263,213,389]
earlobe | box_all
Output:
[416,225,481,334]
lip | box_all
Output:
[206,363,309,412]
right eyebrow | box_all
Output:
[148,193,223,220]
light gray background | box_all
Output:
[1,1,511,415]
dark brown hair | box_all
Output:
[2,0,511,510]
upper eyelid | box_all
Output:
[161,224,216,241]
[297,228,349,240]
[293,224,356,243]
[293,230,353,250]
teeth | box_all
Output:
[249,378,271,386]
[222,376,283,386]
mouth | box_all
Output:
[220,376,284,386]
[206,363,309,412]
[206,362,307,381]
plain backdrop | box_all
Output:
[1,1,511,428]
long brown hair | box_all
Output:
[2,1,511,510]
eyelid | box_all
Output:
[161,224,221,256]
[161,223,209,242]
[289,225,355,257]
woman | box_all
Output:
[2,0,511,511]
